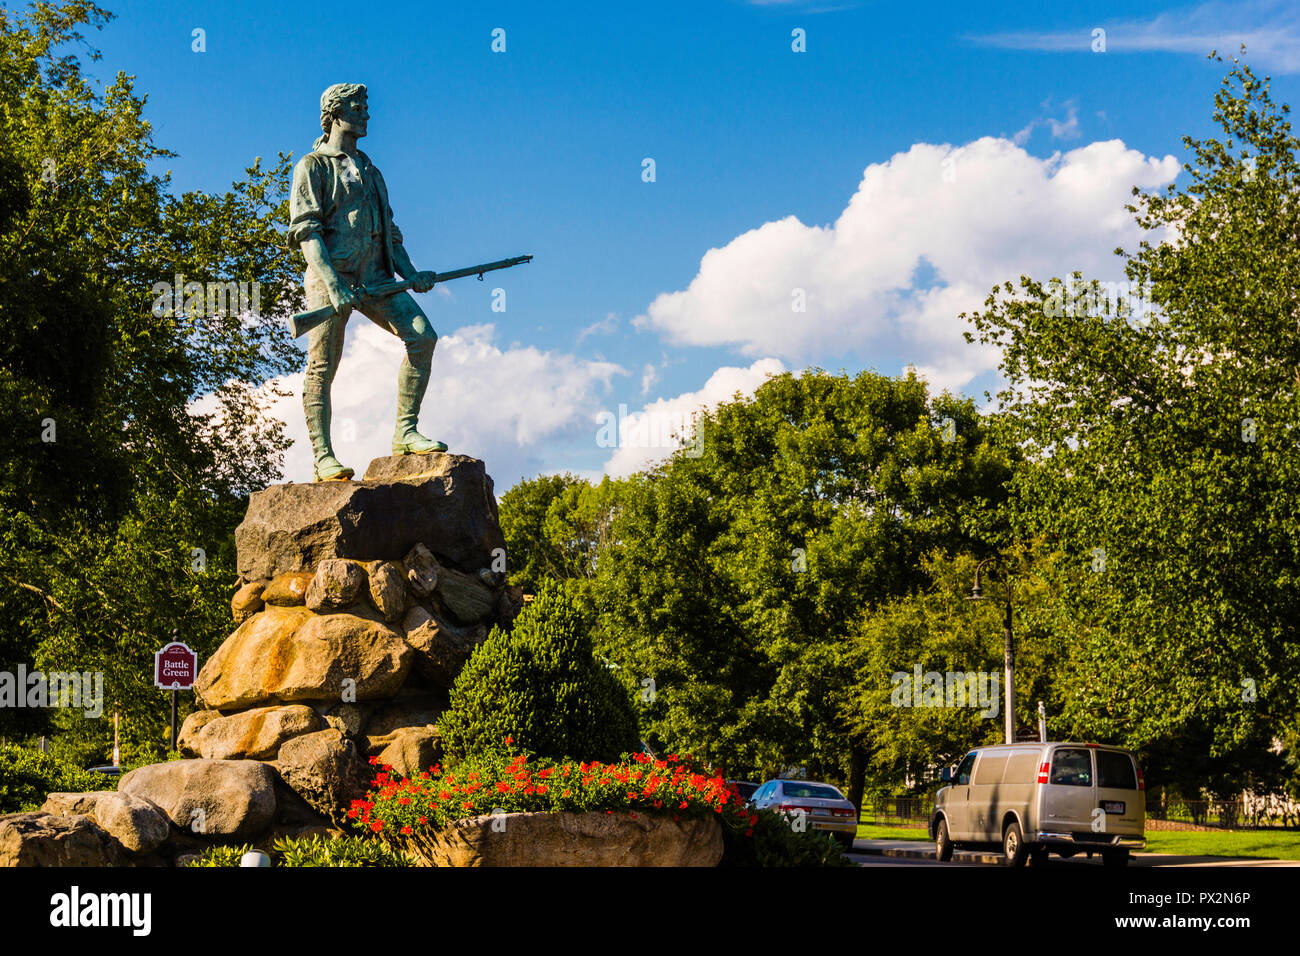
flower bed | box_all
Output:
[349,741,849,867]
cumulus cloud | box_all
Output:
[633,136,1179,392]
[267,321,625,485]
[600,359,787,477]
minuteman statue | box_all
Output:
[289,82,445,481]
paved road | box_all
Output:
[847,839,1300,867]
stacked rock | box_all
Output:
[1,453,523,866]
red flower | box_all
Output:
[418,816,427,824]
[400,826,413,836]
[504,736,514,745]
[370,820,383,832]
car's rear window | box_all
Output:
[782,783,842,800]
[1096,750,1137,790]
[1049,748,1093,786]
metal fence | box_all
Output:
[859,793,1300,831]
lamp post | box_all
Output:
[968,556,1015,744]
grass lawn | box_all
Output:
[856,823,931,841]
[854,823,1300,859]
[1142,829,1300,860]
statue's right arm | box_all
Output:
[300,236,358,315]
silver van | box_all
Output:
[931,742,1145,867]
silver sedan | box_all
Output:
[751,778,858,848]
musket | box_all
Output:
[290,254,533,338]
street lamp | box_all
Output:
[968,556,1015,744]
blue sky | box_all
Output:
[80,0,1300,488]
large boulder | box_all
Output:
[195,606,414,709]
[235,454,505,581]
[184,704,323,760]
[119,759,277,839]
[402,604,487,688]
[93,792,171,854]
[411,811,724,867]
[274,729,370,822]
[38,790,170,855]
[0,812,125,867]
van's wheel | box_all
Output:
[1029,846,1049,867]
[1102,848,1130,868]
[935,818,953,862]
[1002,821,1028,867]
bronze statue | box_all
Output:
[289,82,444,481]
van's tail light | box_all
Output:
[1036,760,1050,784]
[1136,767,1145,791]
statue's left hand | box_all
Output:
[410,270,436,293]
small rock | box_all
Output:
[402,604,488,688]
[374,726,442,780]
[40,791,110,817]
[262,571,314,606]
[306,558,368,612]
[404,543,441,597]
[435,566,497,625]
[232,580,266,623]
[366,560,409,622]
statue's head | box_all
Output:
[315,83,368,148]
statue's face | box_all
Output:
[335,94,369,138]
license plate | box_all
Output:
[1101,801,1125,814]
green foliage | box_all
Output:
[186,835,413,867]
[964,57,1300,790]
[498,473,623,592]
[586,369,1016,787]
[439,585,639,763]
[0,744,115,812]
[719,805,852,868]
[0,2,303,755]
[842,547,1080,787]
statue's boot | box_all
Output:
[392,362,447,455]
[306,397,354,481]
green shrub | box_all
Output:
[719,805,852,867]
[0,745,117,813]
[439,585,639,763]
[186,835,413,867]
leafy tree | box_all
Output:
[964,56,1300,791]
[0,2,303,756]
[589,369,1017,807]
[440,584,640,763]
[497,473,625,592]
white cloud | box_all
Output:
[640,362,660,395]
[634,136,1179,393]
[600,359,787,477]
[267,321,626,485]
[970,1,1300,73]
[577,312,620,343]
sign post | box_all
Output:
[154,642,198,752]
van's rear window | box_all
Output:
[1049,748,1093,786]
[1096,750,1137,790]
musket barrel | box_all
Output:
[289,254,533,338]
